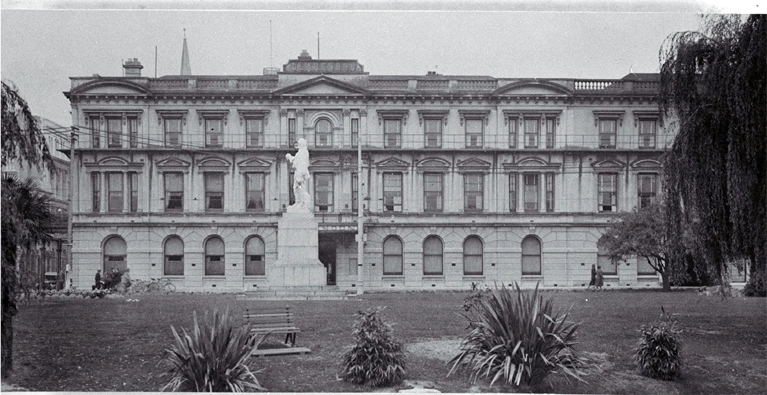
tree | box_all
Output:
[1,80,53,377]
[659,15,766,295]
[599,204,673,291]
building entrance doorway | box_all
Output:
[318,235,337,286]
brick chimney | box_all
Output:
[123,58,143,77]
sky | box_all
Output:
[0,1,751,127]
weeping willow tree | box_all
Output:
[659,15,766,295]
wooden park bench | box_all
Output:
[244,307,310,357]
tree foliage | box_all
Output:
[659,15,766,294]
[1,81,50,168]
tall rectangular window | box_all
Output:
[315,119,333,147]
[288,172,295,206]
[524,118,539,148]
[205,173,224,211]
[424,119,442,148]
[351,173,358,213]
[383,173,403,212]
[91,173,100,212]
[545,118,556,148]
[508,118,518,148]
[245,118,264,148]
[545,173,555,212]
[638,119,657,149]
[638,174,657,209]
[288,118,296,147]
[245,172,265,211]
[351,118,359,148]
[598,173,618,212]
[424,173,443,212]
[91,117,101,148]
[524,174,539,212]
[464,173,483,211]
[107,118,122,148]
[128,172,138,212]
[599,119,617,148]
[128,117,138,148]
[314,173,334,212]
[384,119,401,148]
[509,173,518,212]
[164,118,182,147]
[164,172,184,211]
[107,173,123,212]
[205,118,223,147]
[465,119,483,148]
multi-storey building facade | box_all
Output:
[64,51,672,292]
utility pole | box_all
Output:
[356,126,364,295]
[66,126,78,290]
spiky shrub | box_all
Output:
[448,283,585,388]
[339,307,406,387]
[159,309,266,392]
[634,320,682,380]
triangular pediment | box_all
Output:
[457,158,492,169]
[156,157,191,168]
[377,157,411,169]
[310,158,340,167]
[274,76,369,96]
[592,158,626,169]
[238,157,273,169]
[416,158,450,169]
[494,80,572,96]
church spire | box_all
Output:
[180,29,191,75]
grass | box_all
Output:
[6,290,767,393]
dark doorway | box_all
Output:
[318,235,337,286]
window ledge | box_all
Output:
[243,275,267,278]
[422,275,445,279]
[521,275,544,280]
[462,275,485,280]
[203,276,226,279]
[383,274,405,279]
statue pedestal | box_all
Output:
[268,212,327,287]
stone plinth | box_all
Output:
[268,212,327,287]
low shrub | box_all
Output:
[339,307,406,387]
[448,283,586,388]
[634,319,682,380]
[159,308,265,392]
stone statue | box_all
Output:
[285,138,312,213]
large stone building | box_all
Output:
[64,48,673,292]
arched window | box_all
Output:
[164,236,184,276]
[463,236,483,275]
[205,236,225,276]
[315,119,332,147]
[103,236,127,272]
[521,236,542,275]
[383,236,403,275]
[423,236,443,275]
[245,236,266,276]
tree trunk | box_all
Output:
[1,308,12,377]
[661,271,671,291]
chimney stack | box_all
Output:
[123,58,143,77]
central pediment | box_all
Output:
[273,76,370,96]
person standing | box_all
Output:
[595,266,605,291]
[94,270,102,290]
[588,264,596,290]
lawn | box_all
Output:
[5,290,767,393]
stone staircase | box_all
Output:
[235,286,349,301]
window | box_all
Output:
[383,173,402,212]
[598,173,618,212]
[164,118,182,147]
[423,236,443,275]
[351,118,359,148]
[314,173,333,212]
[384,119,401,148]
[638,174,657,209]
[521,236,541,275]
[509,173,518,212]
[638,119,657,149]
[128,117,138,148]
[91,173,100,212]
[205,173,224,211]
[349,258,358,276]
[245,118,264,148]
[205,118,224,147]
[598,244,617,275]
[315,119,333,147]
[288,118,297,147]
[509,118,518,148]
[424,173,443,212]
[245,236,265,276]
[90,117,101,148]
[164,237,184,276]
[524,174,539,212]
[464,174,483,211]
[288,172,295,206]
[164,172,183,211]
[107,118,122,148]
[107,173,123,213]
[128,172,138,212]
[524,118,539,148]
[245,173,265,211]
[599,119,617,148]
[103,236,127,273]
[465,119,483,148]
[424,119,442,148]
[545,173,555,212]
[383,236,403,275]
[463,236,483,275]
[637,256,656,275]
[351,173,358,213]
[545,118,556,148]
[204,237,225,276]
